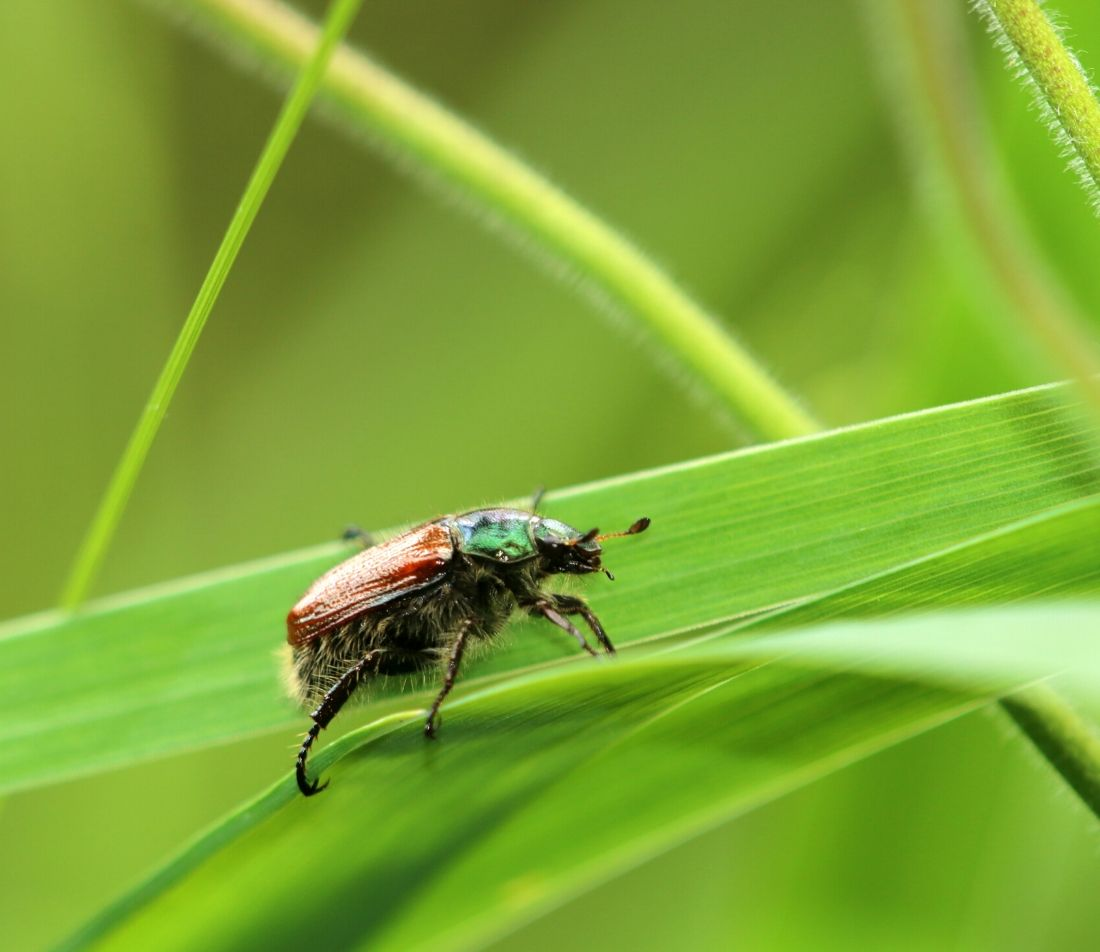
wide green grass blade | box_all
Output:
[66,602,1100,952]
[740,493,1100,630]
[1,383,1098,796]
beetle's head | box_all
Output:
[533,516,650,578]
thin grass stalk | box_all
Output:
[59,0,365,608]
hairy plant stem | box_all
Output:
[1001,684,1100,818]
[974,0,1100,205]
[886,0,1100,413]
[178,0,819,442]
[58,0,365,609]
[878,0,1100,822]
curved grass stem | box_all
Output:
[58,0,365,609]
[1001,684,1100,819]
[181,0,819,442]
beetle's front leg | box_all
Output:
[425,619,473,739]
[531,599,599,656]
[546,594,616,655]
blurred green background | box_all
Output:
[3,1,1100,949]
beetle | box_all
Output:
[286,506,650,796]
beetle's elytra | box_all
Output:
[286,506,650,796]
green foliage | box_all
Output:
[4,384,1095,798]
[5,1,1100,950]
[184,0,819,440]
[975,0,1100,207]
[58,0,365,608]
[72,603,1100,952]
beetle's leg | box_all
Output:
[550,595,616,655]
[296,650,380,797]
[296,723,325,796]
[425,620,473,740]
[341,524,374,548]
[530,486,546,512]
[533,600,598,657]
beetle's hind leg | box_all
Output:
[536,594,615,656]
[296,722,325,796]
[296,649,381,797]
[424,620,473,740]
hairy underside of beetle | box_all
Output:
[285,556,545,707]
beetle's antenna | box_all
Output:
[595,517,651,542]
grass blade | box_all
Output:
[58,0,364,609]
[2,383,1097,795]
[65,602,1100,952]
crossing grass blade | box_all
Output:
[64,600,1100,952]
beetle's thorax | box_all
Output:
[446,508,604,577]
[447,508,538,564]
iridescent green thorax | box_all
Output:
[448,508,539,563]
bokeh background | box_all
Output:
[3,1,1100,949]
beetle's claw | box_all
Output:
[296,766,329,797]
[424,718,439,740]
